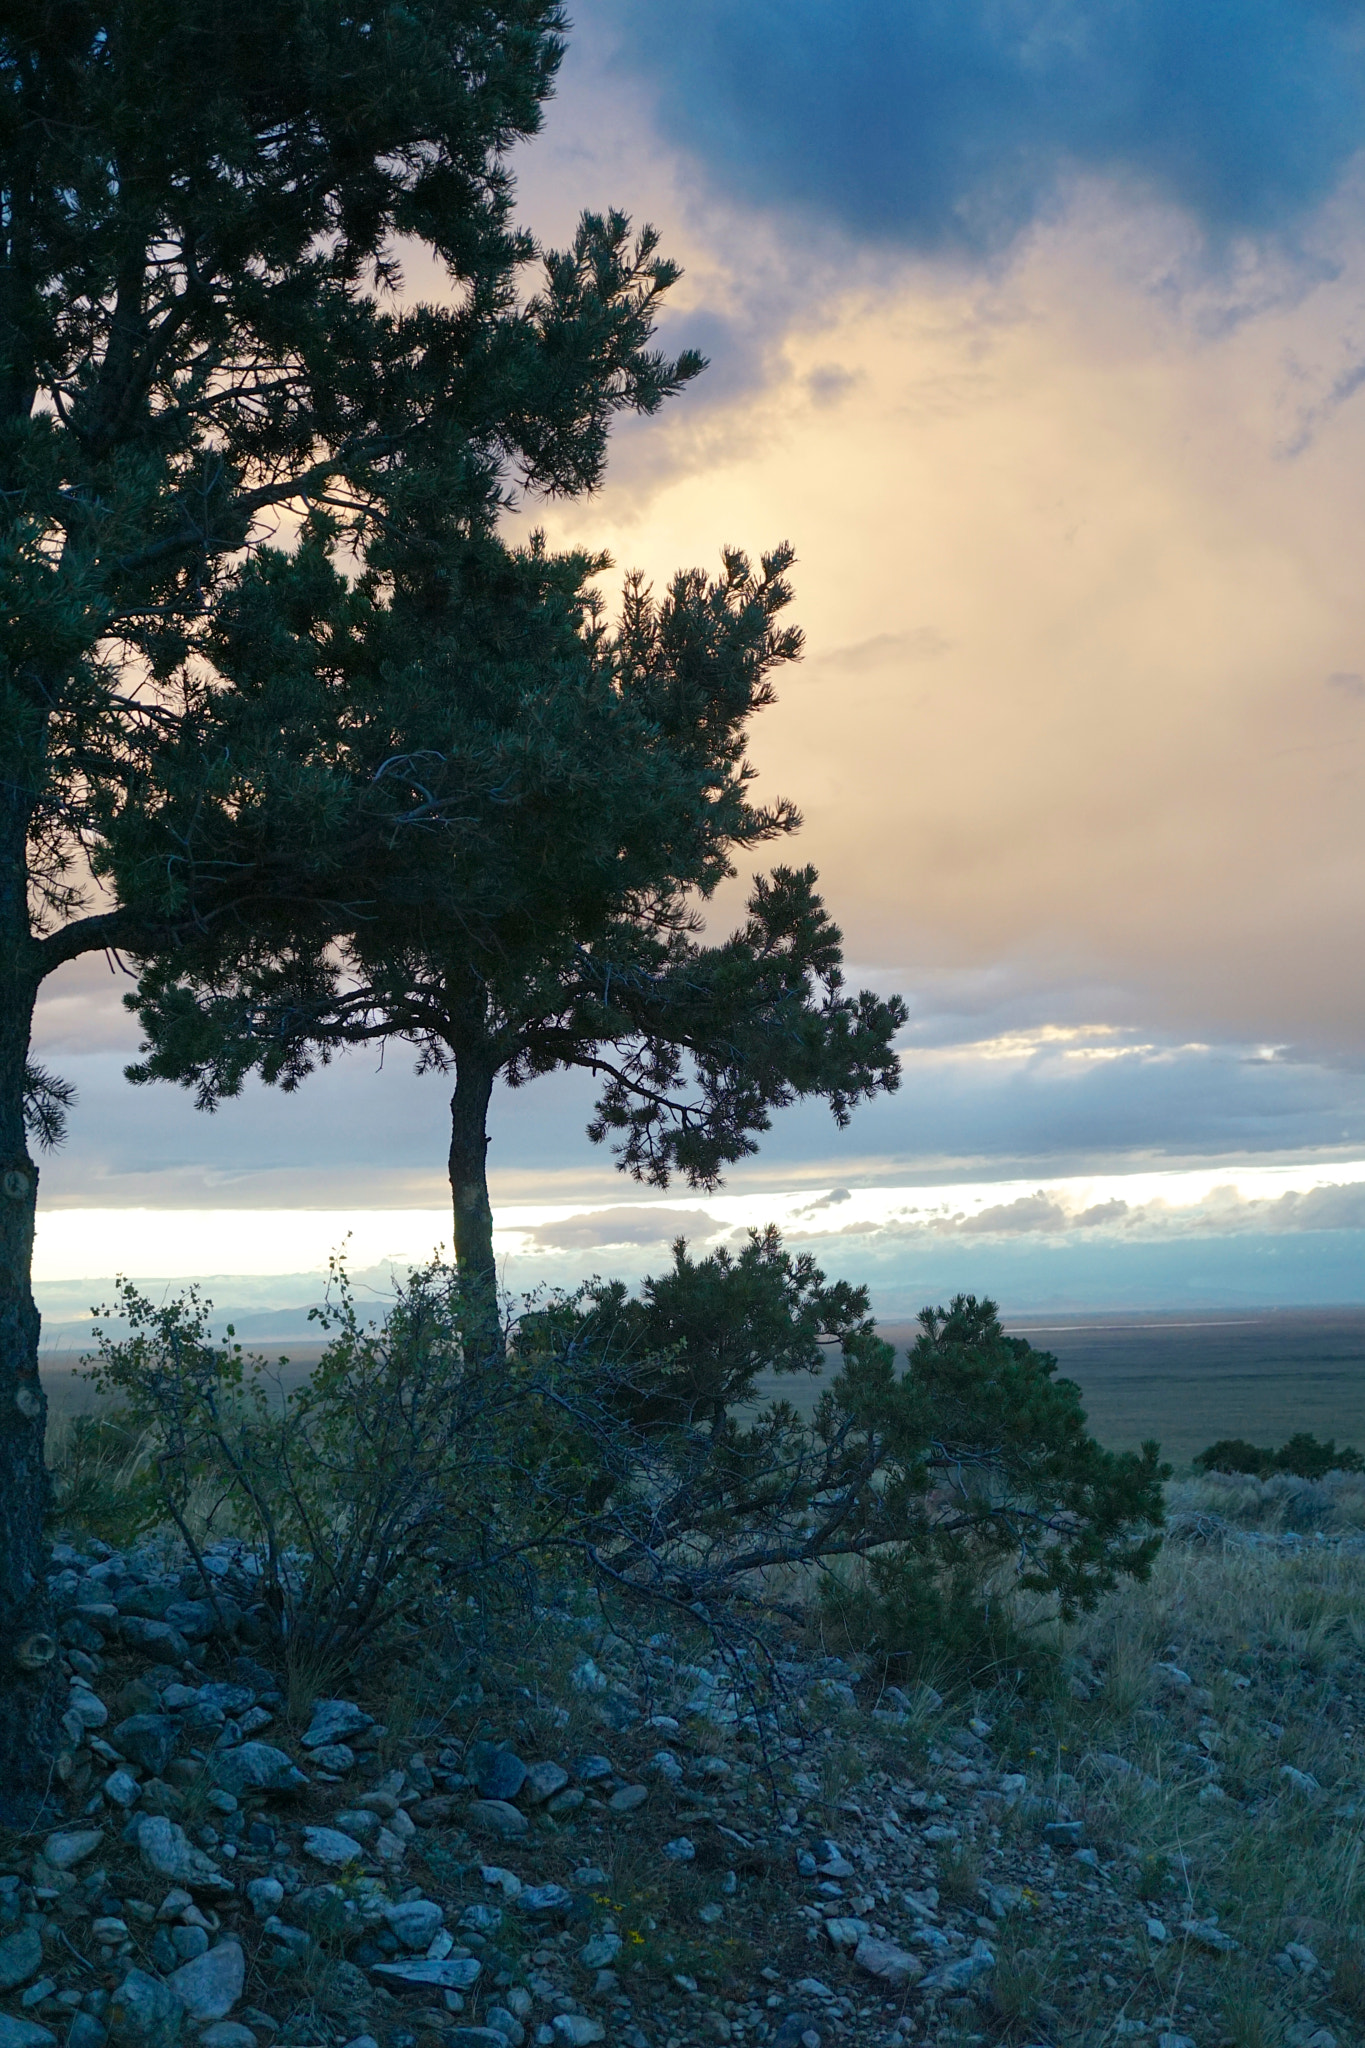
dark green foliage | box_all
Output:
[0,0,699,1800]
[73,1250,1165,1678]
[528,1262,1165,1661]
[21,1062,75,1152]
[1195,1438,1277,1478]
[819,1294,1168,1677]
[6,0,619,940]
[1195,1432,1364,1479]
[111,517,907,1312]
[565,1224,873,1431]
[83,1264,606,1661]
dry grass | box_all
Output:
[997,1495,1365,2041]
[1169,1467,1365,1534]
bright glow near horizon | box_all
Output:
[33,1154,1365,1283]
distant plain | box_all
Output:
[38,1307,1365,1470]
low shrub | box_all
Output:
[80,1240,1167,1684]
[1195,1432,1363,1480]
[819,1294,1167,1680]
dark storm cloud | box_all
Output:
[603,0,1365,256]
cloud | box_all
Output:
[808,629,951,673]
[953,1191,1070,1235]
[806,1175,1365,1246]
[603,0,1365,259]
[521,1206,718,1252]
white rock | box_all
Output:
[382,1899,443,1950]
[167,1938,245,2021]
[303,1826,366,1866]
[854,1935,924,1991]
[521,1761,569,1805]
[302,1700,373,1749]
[466,1800,528,1839]
[551,2020,605,2046]
[137,1815,233,1894]
[371,1958,481,1991]
[42,1829,104,1870]
[246,1877,284,1919]
[0,2018,56,2048]
[199,2026,258,2048]
[0,1928,43,1994]
[210,1742,309,1796]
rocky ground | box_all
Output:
[4,1473,1365,2048]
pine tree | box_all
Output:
[0,0,696,1816]
[113,515,908,1342]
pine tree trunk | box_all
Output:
[448,1051,501,1357]
[0,792,59,1823]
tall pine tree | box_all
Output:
[0,0,697,1815]
[112,513,907,1343]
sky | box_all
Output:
[30,0,1365,1337]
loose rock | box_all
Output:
[113,1714,180,1776]
[381,1900,444,1949]
[853,1935,923,1990]
[0,2019,57,2048]
[209,1743,308,1796]
[107,1965,184,2047]
[136,1815,233,1894]
[167,1939,245,2021]
[0,1927,43,1993]
[42,1828,104,1870]
[302,1700,372,1750]
[301,1826,366,1866]
[520,1761,569,1805]
[466,1799,529,1839]
[370,1959,481,1991]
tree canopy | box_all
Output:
[0,0,699,1815]
[110,509,908,1323]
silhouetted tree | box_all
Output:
[114,518,907,1341]
[0,0,697,1816]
